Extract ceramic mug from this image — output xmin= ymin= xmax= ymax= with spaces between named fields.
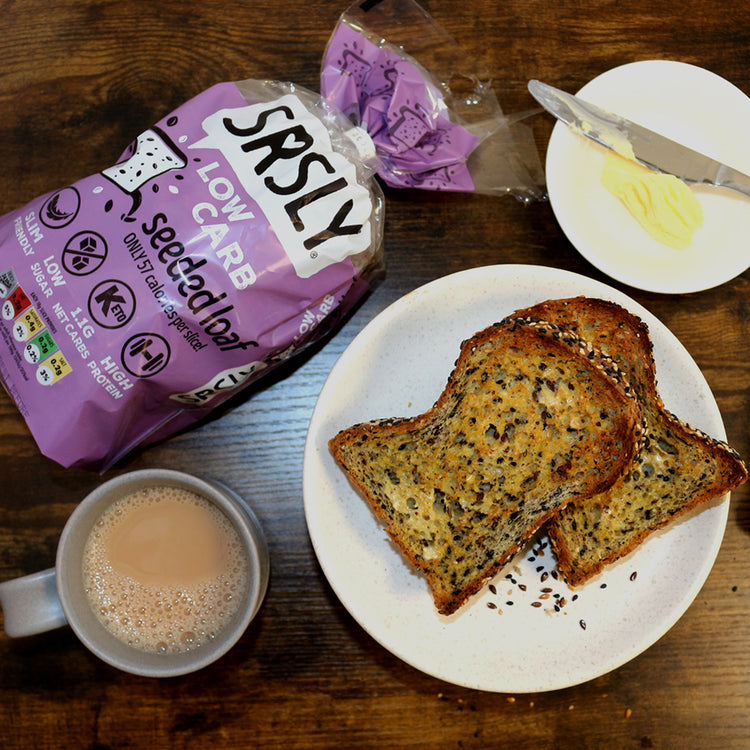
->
xmin=0 ymin=469 xmax=269 ymax=677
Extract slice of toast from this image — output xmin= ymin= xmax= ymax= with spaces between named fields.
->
xmin=329 ymin=317 xmax=644 ymax=615
xmin=509 ymin=297 xmax=747 ymax=586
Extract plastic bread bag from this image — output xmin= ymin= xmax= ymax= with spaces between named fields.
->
xmin=0 ymin=1 xmax=542 ymax=471
xmin=322 ymin=0 xmax=545 ymax=200
xmin=0 ymin=79 xmax=384 ymax=470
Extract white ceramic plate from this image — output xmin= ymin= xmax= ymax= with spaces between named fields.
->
xmin=303 ymin=265 xmax=731 ymax=693
xmin=546 ymin=60 xmax=750 ymax=294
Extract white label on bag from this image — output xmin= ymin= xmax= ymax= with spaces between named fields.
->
xmin=190 ymin=94 xmax=372 ymax=279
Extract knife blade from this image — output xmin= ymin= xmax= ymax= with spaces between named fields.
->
xmin=528 ymin=79 xmax=750 ymax=199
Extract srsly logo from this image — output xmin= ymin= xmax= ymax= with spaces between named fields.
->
xmin=190 ymin=93 xmax=373 ymax=279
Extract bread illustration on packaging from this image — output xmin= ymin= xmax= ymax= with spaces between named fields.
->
xmin=101 ymin=126 xmax=187 ymax=218
xmin=390 ymin=104 xmax=432 ymax=149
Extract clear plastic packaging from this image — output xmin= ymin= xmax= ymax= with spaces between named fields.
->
xmin=322 ymin=0 xmax=545 ymax=201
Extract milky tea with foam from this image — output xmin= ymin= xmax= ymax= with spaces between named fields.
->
xmin=82 ymin=486 xmax=249 ymax=654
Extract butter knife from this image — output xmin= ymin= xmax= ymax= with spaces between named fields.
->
xmin=528 ymin=79 xmax=750 ymax=199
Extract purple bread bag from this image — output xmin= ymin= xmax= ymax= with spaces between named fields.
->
xmin=0 ymin=0 xmax=541 ymax=470
xmin=0 ymin=80 xmax=384 ymax=470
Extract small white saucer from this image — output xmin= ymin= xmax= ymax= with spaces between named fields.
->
xmin=546 ymin=60 xmax=750 ymax=293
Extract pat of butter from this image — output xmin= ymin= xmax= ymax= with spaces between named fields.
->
xmin=601 ymin=151 xmax=703 ymax=250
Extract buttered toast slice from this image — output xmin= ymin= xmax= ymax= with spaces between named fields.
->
xmin=329 ymin=317 xmax=644 ymax=615
xmin=510 ymin=297 xmax=747 ymax=586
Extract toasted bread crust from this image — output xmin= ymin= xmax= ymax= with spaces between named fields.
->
xmin=510 ymin=297 xmax=747 ymax=586
xmin=329 ymin=316 xmax=644 ymax=614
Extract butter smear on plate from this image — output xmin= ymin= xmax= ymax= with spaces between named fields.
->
xmin=601 ymin=151 xmax=703 ymax=249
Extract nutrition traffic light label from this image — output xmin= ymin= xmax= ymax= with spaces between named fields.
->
xmin=0 ymin=268 xmax=71 ymax=386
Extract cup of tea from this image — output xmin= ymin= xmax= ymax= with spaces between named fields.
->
xmin=0 ymin=469 xmax=270 ymax=677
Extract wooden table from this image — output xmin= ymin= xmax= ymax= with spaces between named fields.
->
xmin=1 ymin=1 xmax=749 ymax=747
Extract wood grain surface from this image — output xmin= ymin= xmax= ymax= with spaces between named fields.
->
xmin=1 ymin=0 xmax=749 ymax=748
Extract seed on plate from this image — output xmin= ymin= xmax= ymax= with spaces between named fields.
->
xmin=630 ymin=571 xmax=638 ymax=582
xmin=531 ymin=601 xmax=542 ymax=608
xmin=487 ymin=602 xmax=497 ymax=609
xmin=579 ymin=619 xmax=587 ymax=630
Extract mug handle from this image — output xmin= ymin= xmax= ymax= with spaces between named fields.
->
xmin=0 ymin=568 xmax=68 ymax=637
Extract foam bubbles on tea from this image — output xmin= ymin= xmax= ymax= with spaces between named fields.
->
xmin=82 ymin=486 xmax=248 ymax=654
